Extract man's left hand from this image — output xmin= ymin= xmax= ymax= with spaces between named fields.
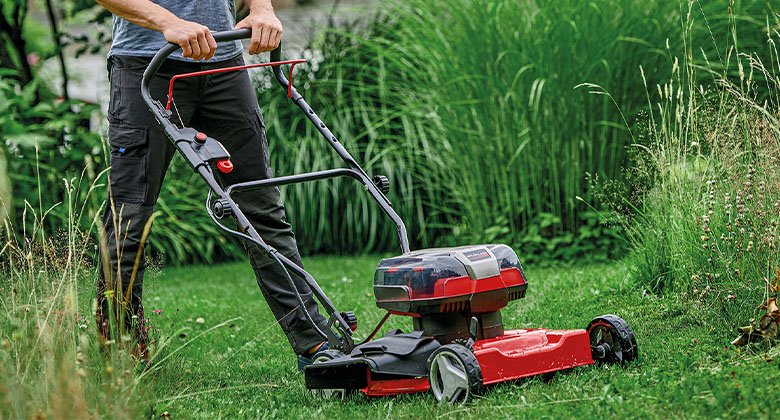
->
xmin=234 ymin=6 xmax=282 ymax=54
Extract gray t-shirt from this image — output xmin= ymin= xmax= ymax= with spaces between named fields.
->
xmin=108 ymin=0 xmax=242 ymax=62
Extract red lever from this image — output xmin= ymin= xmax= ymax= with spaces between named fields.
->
xmin=217 ymin=159 xmax=233 ymax=173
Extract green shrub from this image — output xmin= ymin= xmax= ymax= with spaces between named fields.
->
xmin=0 ymin=65 xmax=245 ymax=266
xmin=0 ymin=71 xmax=107 ymax=235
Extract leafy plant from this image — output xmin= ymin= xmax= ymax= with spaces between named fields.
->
xmin=0 ymin=71 xmax=106 ymax=238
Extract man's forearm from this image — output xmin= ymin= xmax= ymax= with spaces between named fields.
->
xmin=96 ymin=0 xmax=218 ymax=60
xmin=245 ymin=0 xmax=274 ymax=14
xmin=95 ymin=0 xmax=179 ymax=33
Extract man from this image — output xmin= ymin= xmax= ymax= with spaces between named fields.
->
xmin=95 ymin=0 xmax=328 ymax=369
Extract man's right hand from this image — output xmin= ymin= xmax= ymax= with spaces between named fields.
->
xmin=162 ymin=18 xmax=218 ymax=61
xmin=96 ymin=0 xmax=220 ymax=61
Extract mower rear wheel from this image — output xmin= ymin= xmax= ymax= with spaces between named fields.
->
xmin=587 ymin=314 xmax=638 ymax=364
xmin=427 ymin=344 xmax=483 ymax=404
xmin=310 ymin=350 xmax=350 ymax=400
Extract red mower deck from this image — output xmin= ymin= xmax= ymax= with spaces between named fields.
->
xmin=474 ymin=328 xmax=594 ymax=385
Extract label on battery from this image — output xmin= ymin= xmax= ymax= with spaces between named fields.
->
xmin=463 ymin=248 xmax=491 ymax=262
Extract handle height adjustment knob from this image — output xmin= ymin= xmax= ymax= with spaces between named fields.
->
xmin=213 ymin=198 xmax=233 ymax=219
xmin=216 ymin=159 xmax=233 ymax=173
xmin=373 ymin=175 xmax=390 ymax=195
xmin=340 ymin=311 xmax=358 ymax=332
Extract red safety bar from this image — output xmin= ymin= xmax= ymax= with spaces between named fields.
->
xmin=165 ymin=59 xmax=307 ymax=111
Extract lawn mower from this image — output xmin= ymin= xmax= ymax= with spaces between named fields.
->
xmin=141 ymin=30 xmax=638 ymax=404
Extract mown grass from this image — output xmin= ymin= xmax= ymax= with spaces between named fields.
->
xmin=2 ymin=226 xmax=777 ymax=418
xmin=3 ymin=253 xmax=777 ymax=418
xmin=132 ymin=256 xmax=779 ymax=419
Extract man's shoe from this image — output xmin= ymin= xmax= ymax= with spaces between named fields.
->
xmin=297 ymin=341 xmax=329 ymax=371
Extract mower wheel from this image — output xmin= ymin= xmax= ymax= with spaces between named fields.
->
xmin=587 ymin=314 xmax=638 ymax=364
xmin=426 ymin=344 xmax=483 ymax=404
xmin=310 ymin=350 xmax=351 ymax=400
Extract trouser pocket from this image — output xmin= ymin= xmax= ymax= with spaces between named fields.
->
xmin=107 ymin=124 xmax=148 ymax=203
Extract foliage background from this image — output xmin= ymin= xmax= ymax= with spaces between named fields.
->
xmin=0 ymin=0 xmax=777 ymax=266
xmin=257 ymin=0 xmax=776 ymax=262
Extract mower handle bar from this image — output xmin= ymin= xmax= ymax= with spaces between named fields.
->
xmin=142 ymin=29 xmax=247 ymax=112
xmin=138 ymin=30 xmax=412 ymax=351
xmin=141 ymin=29 xmax=290 ymax=114
xmin=141 ymin=29 xmax=410 ymax=254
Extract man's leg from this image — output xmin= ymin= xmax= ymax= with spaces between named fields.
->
xmin=96 ymin=55 xmax=198 ymax=359
xmin=193 ymin=57 xmax=328 ymax=356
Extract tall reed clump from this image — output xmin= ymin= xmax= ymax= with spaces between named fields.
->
xmin=256 ymin=16 xmax=452 ymax=254
xmin=257 ymin=0 xmax=774 ymax=259
xmin=0 ymin=168 xmax=150 ymax=418
xmin=606 ymin=6 xmax=780 ymax=332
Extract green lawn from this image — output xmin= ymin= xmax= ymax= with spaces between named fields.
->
xmin=139 ymin=256 xmax=779 ymax=419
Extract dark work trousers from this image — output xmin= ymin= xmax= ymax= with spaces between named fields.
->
xmin=96 ymin=54 xmax=328 ymax=356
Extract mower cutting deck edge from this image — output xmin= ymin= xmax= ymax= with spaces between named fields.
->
xmin=140 ymin=31 xmax=638 ymax=405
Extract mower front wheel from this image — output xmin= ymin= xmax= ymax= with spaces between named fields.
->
xmin=310 ymin=350 xmax=351 ymax=400
xmin=587 ymin=314 xmax=638 ymax=364
xmin=427 ymin=344 xmax=484 ymax=404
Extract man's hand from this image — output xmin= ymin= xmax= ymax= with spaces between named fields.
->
xmin=96 ymin=0 xmax=220 ymax=61
xmin=162 ymin=18 xmax=218 ymax=61
xmin=233 ymin=3 xmax=282 ymax=55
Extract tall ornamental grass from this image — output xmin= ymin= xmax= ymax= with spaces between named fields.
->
xmin=600 ymin=6 xmax=780 ymax=331
xmin=0 ymin=165 xmax=255 ymax=417
xmin=0 ymin=172 xmax=149 ymax=418
xmin=6 ymin=1 xmax=774 ymax=265
xmin=257 ymin=0 xmax=774 ymax=259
